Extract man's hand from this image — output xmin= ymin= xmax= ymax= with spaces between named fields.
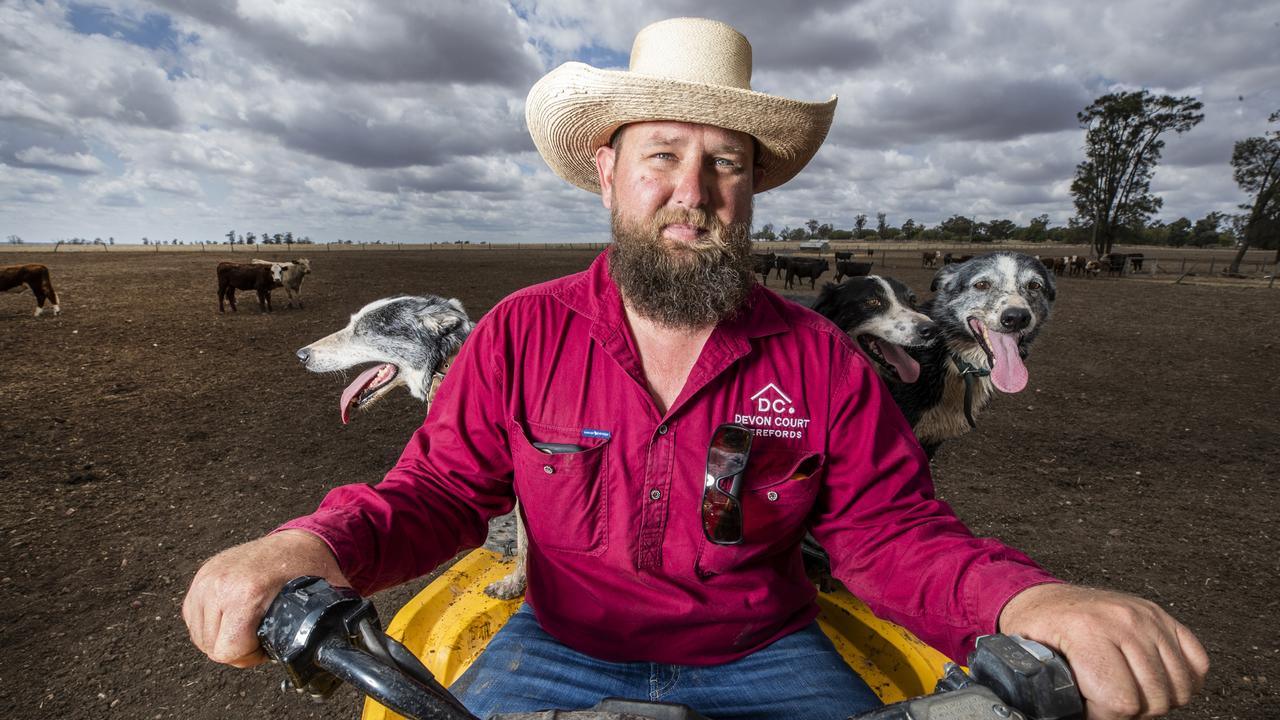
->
xmin=999 ymin=583 xmax=1209 ymax=719
xmin=182 ymin=530 xmax=350 ymax=668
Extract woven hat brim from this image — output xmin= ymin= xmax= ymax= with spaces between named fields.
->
xmin=526 ymin=63 xmax=837 ymax=194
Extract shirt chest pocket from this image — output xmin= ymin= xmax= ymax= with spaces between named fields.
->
xmin=695 ymin=448 xmax=824 ymax=578
xmin=510 ymin=418 xmax=610 ymax=555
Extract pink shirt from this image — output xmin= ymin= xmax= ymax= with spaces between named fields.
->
xmin=281 ymin=251 xmax=1057 ymax=664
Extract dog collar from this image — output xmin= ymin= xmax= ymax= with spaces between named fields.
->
xmin=950 ymin=354 xmax=991 ymax=430
xmin=426 ymin=352 xmax=459 ymax=405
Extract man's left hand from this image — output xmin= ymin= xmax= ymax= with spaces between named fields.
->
xmin=998 ymin=583 xmax=1209 ymax=720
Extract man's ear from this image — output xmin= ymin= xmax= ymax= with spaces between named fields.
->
xmin=595 ymin=145 xmax=616 ymax=210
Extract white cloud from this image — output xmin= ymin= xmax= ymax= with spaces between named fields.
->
xmin=1 ymin=0 xmax=1277 ymax=243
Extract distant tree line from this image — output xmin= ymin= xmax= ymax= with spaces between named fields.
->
xmin=224 ymin=230 xmax=314 ymax=245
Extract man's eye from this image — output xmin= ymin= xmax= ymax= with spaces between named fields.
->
xmin=974 ymin=280 xmax=991 ymax=291
xmin=714 ymin=158 xmax=740 ymax=168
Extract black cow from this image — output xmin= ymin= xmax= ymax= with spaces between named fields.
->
xmin=834 ymin=260 xmax=873 ymax=282
xmin=217 ymin=262 xmax=274 ymax=313
xmin=1105 ymin=253 xmax=1127 ymax=277
xmin=752 ymin=252 xmax=776 ymax=286
xmin=773 ymin=254 xmax=795 ymax=280
xmin=784 ymin=258 xmax=830 ymax=289
xmin=834 ymin=251 xmax=853 ymax=261
xmin=1128 ymin=253 xmax=1145 ymax=272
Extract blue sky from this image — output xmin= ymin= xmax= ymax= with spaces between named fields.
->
xmin=2 ymin=0 xmax=1277 ymax=244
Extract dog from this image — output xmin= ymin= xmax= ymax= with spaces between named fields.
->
xmin=811 ymin=276 xmax=937 ymax=385
xmin=1 ymin=263 xmax=61 ymax=316
xmin=295 ymin=295 xmax=529 ymax=600
xmin=888 ymin=252 xmax=1056 ymax=457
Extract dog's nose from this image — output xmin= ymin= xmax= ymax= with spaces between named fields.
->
xmin=1000 ymin=308 xmax=1031 ymax=331
xmin=918 ymin=321 xmax=939 ymax=340
xmin=296 ymin=347 xmax=311 ymax=364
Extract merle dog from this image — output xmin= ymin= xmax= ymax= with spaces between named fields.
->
xmin=890 ymin=252 xmax=1056 ymax=457
xmin=295 ymin=295 xmax=530 ymax=600
xmin=811 ymin=276 xmax=937 ymax=385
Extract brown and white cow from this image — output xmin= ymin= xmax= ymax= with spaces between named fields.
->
xmin=252 ymin=258 xmax=311 ymax=308
xmin=1 ymin=264 xmax=61 ymax=316
xmin=217 ymin=262 xmax=274 ymax=313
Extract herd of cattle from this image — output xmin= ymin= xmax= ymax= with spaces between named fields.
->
xmin=0 ymin=258 xmax=311 ymax=317
xmin=752 ymin=248 xmax=1148 ymax=292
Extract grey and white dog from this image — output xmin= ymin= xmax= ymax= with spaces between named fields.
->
xmin=295 ymin=295 xmax=530 ymax=599
xmin=888 ymin=253 xmax=1056 ymax=457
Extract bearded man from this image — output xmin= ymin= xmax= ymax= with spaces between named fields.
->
xmin=184 ymin=18 xmax=1206 ymax=720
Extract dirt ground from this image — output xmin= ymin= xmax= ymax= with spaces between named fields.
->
xmin=1 ymin=248 xmax=1276 ymax=720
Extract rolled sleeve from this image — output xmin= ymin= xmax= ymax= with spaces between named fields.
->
xmin=810 ymin=355 xmax=1060 ymax=662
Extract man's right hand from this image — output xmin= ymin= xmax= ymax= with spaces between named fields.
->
xmin=182 ymin=529 xmax=351 ymax=668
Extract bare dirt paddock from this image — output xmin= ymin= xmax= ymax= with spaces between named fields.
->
xmin=1 ymin=249 xmax=1276 ymax=720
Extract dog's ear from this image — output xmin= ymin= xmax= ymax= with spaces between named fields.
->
xmin=930 ymin=263 xmax=961 ymax=293
xmin=1037 ymin=262 xmax=1057 ymax=302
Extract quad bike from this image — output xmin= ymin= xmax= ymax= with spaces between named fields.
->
xmin=257 ymin=548 xmax=1084 ymax=720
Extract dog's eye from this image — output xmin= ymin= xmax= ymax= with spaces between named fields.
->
xmin=1027 ymin=280 xmax=1043 ymax=291
xmin=973 ymin=280 xmax=991 ymax=291
xmin=864 ymin=298 xmax=882 ymax=309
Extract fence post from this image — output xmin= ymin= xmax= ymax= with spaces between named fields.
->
xmin=1209 ymin=257 xmax=1216 ymax=274
xmin=1180 ymin=258 xmax=1186 ymax=273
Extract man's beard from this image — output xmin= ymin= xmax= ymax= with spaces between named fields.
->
xmin=608 ymin=206 xmax=756 ymax=329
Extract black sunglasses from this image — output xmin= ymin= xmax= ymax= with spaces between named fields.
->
xmin=701 ymin=423 xmax=752 ymax=545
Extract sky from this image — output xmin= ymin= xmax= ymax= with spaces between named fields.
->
xmin=1 ymin=0 xmax=1277 ymax=245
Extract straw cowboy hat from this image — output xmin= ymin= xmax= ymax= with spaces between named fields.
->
xmin=525 ymin=17 xmax=838 ymax=194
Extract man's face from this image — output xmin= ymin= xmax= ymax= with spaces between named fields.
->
xmin=595 ymin=121 xmax=764 ymax=328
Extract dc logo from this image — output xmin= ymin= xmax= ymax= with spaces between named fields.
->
xmin=751 ymin=383 xmax=795 ymax=415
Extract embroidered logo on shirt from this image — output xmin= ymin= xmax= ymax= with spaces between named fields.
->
xmin=737 ymin=383 xmax=812 ymax=440
xmin=581 ymin=428 xmax=612 ymax=440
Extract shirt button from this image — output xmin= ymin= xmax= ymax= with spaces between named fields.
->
xmin=656 ymin=424 xmax=669 ymax=436
xmin=766 ymin=491 xmax=779 ymax=501
xmin=543 ymin=465 xmax=554 ymax=475
xmin=649 ymin=489 xmax=662 ymax=500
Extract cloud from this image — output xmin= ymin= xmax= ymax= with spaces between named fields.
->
xmin=14 ymin=146 xmax=107 ymax=174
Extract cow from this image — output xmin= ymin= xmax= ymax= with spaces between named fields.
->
xmin=1105 ymin=253 xmax=1127 ymax=277
xmin=1 ymin=263 xmax=60 ymax=316
xmin=1070 ymin=256 xmax=1087 ymax=277
xmin=1084 ymin=259 xmax=1102 ymax=277
xmin=834 ymin=260 xmax=873 ymax=282
xmin=1128 ymin=253 xmax=1145 ymax=272
xmin=252 ymin=258 xmax=312 ymax=308
xmin=784 ymin=258 xmax=830 ymax=290
xmin=922 ymin=251 xmax=941 ymax=268
xmin=751 ymin=252 xmax=776 ymax=286
xmin=1051 ymin=257 xmax=1068 ymax=276
xmin=217 ymin=262 xmax=274 ymax=313
xmin=773 ymin=254 xmax=795 ymax=280
xmin=834 ymin=251 xmax=853 ymax=261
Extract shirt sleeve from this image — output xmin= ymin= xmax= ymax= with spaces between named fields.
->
xmin=275 ymin=311 xmax=516 ymax=595
xmin=808 ymin=354 xmax=1061 ymax=662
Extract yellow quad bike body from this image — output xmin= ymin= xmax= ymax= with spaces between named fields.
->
xmin=362 ymin=549 xmax=951 ymax=720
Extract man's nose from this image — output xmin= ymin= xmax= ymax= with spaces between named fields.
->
xmin=670 ymin=160 xmax=710 ymax=208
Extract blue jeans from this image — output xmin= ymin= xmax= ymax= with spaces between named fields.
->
xmin=450 ymin=604 xmax=882 ymax=720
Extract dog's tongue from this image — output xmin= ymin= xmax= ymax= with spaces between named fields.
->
xmin=989 ymin=332 xmax=1028 ymax=393
xmin=339 ymin=364 xmax=389 ymax=424
xmin=873 ymin=340 xmax=920 ymax=383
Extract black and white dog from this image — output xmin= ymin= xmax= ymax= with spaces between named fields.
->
xmin=811 ymin=276 xmax=938 ymax=385
xmin=890 ymin=252 xmax=1056 ymax=457
xmin=295 ymin=295 xmax=473 ymax=424
xmin=295 ymin=295 xmax=531 ymax=600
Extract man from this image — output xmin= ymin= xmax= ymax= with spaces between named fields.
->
xmin=184 ymin=18 xmax=1207 ymax=720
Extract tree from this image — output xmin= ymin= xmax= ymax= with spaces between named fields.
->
xmin=854 ymin=214 xmax=867 ymax=234
xmin=752 ymin=223 xmax=776 ymax=241
xmin=1190 ymin=212 xmax=1225 ymax=247
xmin=108 ymin=236 xmax=114 ymax=245
xmin=804 ymin=219 xmax=819 ymax=237
xmin=1228 ymin=110 xmax=1280 ymax=273
xmin=900 ymin=219 xmax=918 ymax=239
xmin=986 ymin=219 xmax=1017 ymax=240
xmin=285 ymin=231 xmax=294 ymax=245
xmin=1072 ymin=90 xmax=1204 ymax=257
xmin=816 ymin=223 xmax=833 ymax=239
xmin=246 ymin=232 xmax=256 ymax=245
xmin=142 ymin=237 xmax=149 ymax=245
xmin=939 ymin=215 xmax=975 ymax=239
xmin=226 ymin=230 xmax=236 ymax=245
xmin=1166 ymin=217 xmax=1192 ymax=247
xmin=273 ymin=233 xmax=284 ymax=245
xmin=876 ymin=213 xmax=887 ymax=237
xmin=6 ymin=234 xmax=22 ymax=244
xmin=1024 ymin=215 xmax=1050 ymax=243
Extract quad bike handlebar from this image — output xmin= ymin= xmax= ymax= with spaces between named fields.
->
xmin=257 ymin=577 xmax=1084 ymax=720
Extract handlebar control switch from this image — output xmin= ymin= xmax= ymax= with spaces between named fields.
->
xmin=257 ymin=575 xmax=381 ymax=699
xmin=967 ymin=635 xmax=1083 ymax=720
